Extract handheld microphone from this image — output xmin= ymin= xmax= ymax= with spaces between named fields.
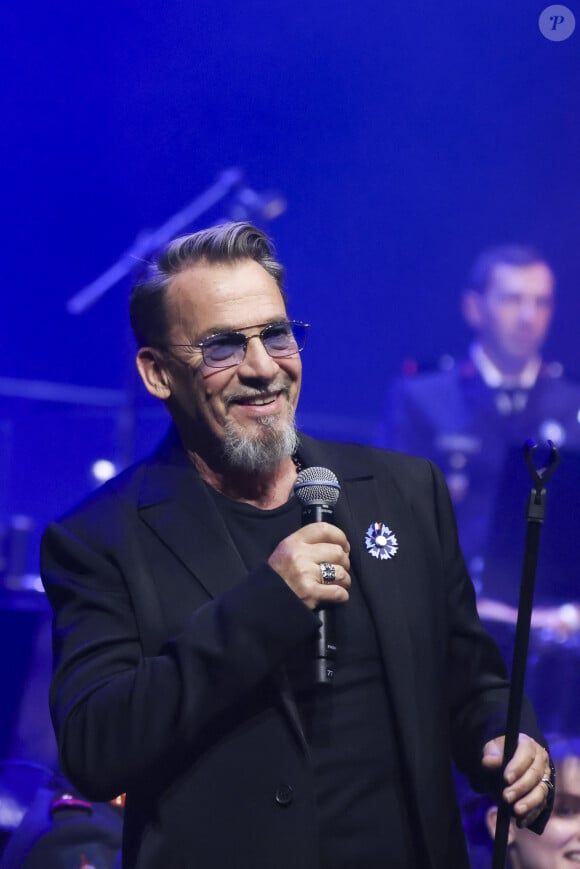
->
xmin=293 ymin=467 xmax=341 ymax=685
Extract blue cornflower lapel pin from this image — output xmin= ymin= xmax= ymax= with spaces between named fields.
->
xmin=365 ymin=522 xmax=399 ymax=560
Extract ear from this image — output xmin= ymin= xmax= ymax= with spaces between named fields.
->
xmin=461 ymin=289 xmax=485 ymax=330
xmin=485 ymin=806 xmax=516 ymax=846
xmin=136 ymin=347 xmax=172 ymax=400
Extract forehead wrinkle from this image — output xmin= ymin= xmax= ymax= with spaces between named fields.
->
xmin=166 ymin=261 xmax=288 ymax=342
xmin=202 ymin=317 xmax=289 ymax=339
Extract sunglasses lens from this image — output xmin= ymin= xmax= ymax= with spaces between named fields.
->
xmin=263 ymin=322 xmax=307 ymax=356
xmin=262 ymin=323 xmax=296 ymax=356
xmin=203 ymin=333 xmax=246 ymax=367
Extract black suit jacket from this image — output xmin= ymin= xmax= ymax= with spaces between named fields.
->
xmin=41 ymin=429 xmax=543 ymax=868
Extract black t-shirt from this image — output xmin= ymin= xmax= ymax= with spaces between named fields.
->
xmin=206 ymin=486 xmax=418 ymax=868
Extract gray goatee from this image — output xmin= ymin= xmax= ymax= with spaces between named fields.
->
xmin=222 ymin=410 xmax=298 ymax=473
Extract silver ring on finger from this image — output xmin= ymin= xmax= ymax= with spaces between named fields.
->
xmin=540 ymin=774 xmax=554 ymax=794
xmin=319 ymin=562 xmax=336 ymax=584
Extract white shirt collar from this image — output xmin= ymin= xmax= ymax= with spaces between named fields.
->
xmin=469 ymin=343 xmax=541 ymax=389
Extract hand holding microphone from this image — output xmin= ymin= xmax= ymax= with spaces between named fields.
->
xmin=267 ymin=521 xmax=351 ymax=610
xmin=268 ymin=467 xmax=350 ymax=683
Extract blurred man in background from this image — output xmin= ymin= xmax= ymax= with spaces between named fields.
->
xmin=378 ymin=245 xmax=580 ymax=634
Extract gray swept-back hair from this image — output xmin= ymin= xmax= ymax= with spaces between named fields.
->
xmin=129 ymin=222 xmax=286 ymax=348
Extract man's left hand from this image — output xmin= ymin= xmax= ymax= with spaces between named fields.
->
xmin=481 ymin=733 xmax=552 ymax=827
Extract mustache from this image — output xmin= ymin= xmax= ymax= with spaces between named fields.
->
xmin=224 ymin=383 xmax=290 ymax=408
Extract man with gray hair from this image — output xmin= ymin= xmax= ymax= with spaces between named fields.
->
xmin=42 ymin=224 xmax=553 ymax=868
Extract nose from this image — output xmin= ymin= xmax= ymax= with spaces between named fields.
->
xmin=237 ymin=334 xmax=279 ymax=380
xmin=518 ymin=298 xmax=540 ymax=323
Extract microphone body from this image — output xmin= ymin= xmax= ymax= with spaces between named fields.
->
xmin=293 ymin=468 xmax=341 ymax=686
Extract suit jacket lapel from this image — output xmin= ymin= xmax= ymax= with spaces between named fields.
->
xmin=137 ymin=431 xmax=309 ymax=753
xmin=137 ymin=436 xmax=249 ymax=599
xmin=340 ymin=477 xmax=422 ymax=764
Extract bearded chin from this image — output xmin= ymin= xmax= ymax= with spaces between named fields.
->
xmin=222 ymin=410 xmax=298 ymax=473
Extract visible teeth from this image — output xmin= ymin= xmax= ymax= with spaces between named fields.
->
xmin=246 ymin=396 xmax=275 ymax=405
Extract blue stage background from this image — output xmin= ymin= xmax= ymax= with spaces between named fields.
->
xmin=0 ymin=0 xmax=579 ymax=773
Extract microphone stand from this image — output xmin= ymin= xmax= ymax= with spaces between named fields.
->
xmin=66 ymin=167 xmax=244 ymax=315
xmin=492 ymin=440 xmax=559 ymax=869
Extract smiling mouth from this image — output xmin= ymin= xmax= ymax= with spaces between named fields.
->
xmin=244 ymin=395 xmax=277 ymax=406
xmin=229 ymin=390 xmax=284 ymax=408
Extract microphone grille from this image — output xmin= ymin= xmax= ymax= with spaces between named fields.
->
xmin=294 ymin=466 xmax=340 ymax=507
